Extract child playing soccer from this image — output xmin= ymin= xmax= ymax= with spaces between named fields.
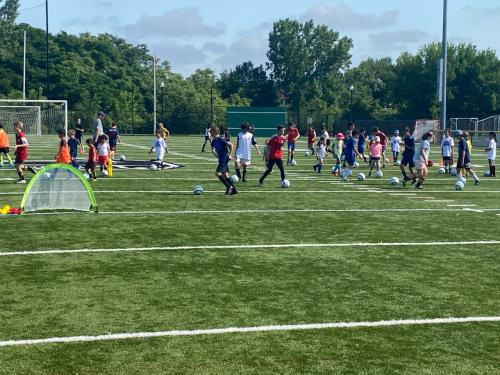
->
xmin=67 ymin=129 xmax=80 ymax=169
xmin=342 ymin=130 xmax=361 ymax=181
xmin=400 ymin=127 xmax=416 ymax=186
xmin=149 ymin=130 xmax=167 ymax=168
xmin=210 ymin=126 xmax=237 ymax=195
xmin=390 ymin=130 xmax=402 ymax=165
xmin=358 ymin=128 xmax=367 ymax=162
xmin=107 ymin=122 xmax=121 ymax=161
xmin=331 ymin=133 xmax=345 ymax=176
xmin=75 ymin=118 xmax=85 ymax=153
xmin=0 ymin=122 xmax=14 ymax=167
xmin=13 ymin=121 xmax=36 ymax=183
xmin=259 ymin=125 xmax=286 ymax=186
xmin=485 ymin=132 xmax=496 ymax=177
xmin=373 ymin=127 xmax=388 ymax=168
xmin=413 ymin=132 xmax=433 ymax=190
xmin=368 ymin=136 xmax=382 ymax=177
xmin=456 ymin=131 xmax=479 ymax=185
xmin=441 ymin=128 xmax=454 ymax=174
xmin=307 ymin=125 xmax=316 ymax=155
xmin=55 ymin=129 xmax=71 ymax=164
xmin=286 ymin=122 xmax=300 ymax=165
xmin=85 ymin=138 xmax=97 ymax=180
xmin=97 ymin=134 xmax=111 ymax=177
xmin=313 ymin=136 xmax=326 ymax=173
xmin=234 ymin=122 xmax=261 ymax=182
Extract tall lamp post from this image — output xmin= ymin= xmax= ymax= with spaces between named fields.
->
xmin=210 ymin=77 xmax=214 ymax=124
xmin=439 ymin=0 xmax=448 ymax=131
xmin=349 ymin=85 xmax=354 ymax=122
xmin=160 ymin=81 xmax=165 ymax=123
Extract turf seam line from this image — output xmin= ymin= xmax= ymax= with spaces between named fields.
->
xmin=1 ymin=240 xmax=500 ymax=256
xmin=1 ymin=316 xmax=499 ymax=347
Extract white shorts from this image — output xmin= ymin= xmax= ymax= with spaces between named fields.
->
xmin=156 ymin=150 xmax=165 ymax=161
xmin=236 ymin=157 xmax=250 ymax=166
xmin=414 ymin=159 xmax=426 ymax=170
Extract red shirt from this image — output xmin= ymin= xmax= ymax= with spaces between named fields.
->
xmin=267 ymin=135 xmax=286 ymax=160
xmin=307 ymin=130 xmax=316 ymax=143
xmin=376 ymin=131 xmax=388 ymax=146
xmin=15 ymin=131 xmax=28 ymax=160
xmin=88 ymin=145 xmax=97 ymax=162
xmin=287 ymin=127 xmax=299 ymax=143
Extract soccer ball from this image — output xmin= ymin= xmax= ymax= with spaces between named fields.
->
xmin=305 ymin=150 xmax=311 ymax=157
xmin=119 ymin=155 xmax=126 ymax=162
xmin=230 ymin=175 xmax=239 ymax=183
xmin=357 ymin=173 xmax=366 ymax=181
xmin=459 ymin=177 xmax=467 ymax=184
xmin=193 ymin=185 xmax=204 ymax=195
xmin=100 ymin=170 xmax=108 ymax=177
xmin=450 ymin=168 xmax=458 ymax=177
xmin=42 ymin=172 xmax=52 ymax=180
xmin=83 ymin=172 xmax=90 ymax=180
xmin=390 ymin=176 xmax=400 ymax=185
xmin=290 ymin=160 xmax=297 ymax=166
xmin=353 ymin=161 xmax=360 ymax=168
xmin=455 ymin=180 xmax=465 ymax=191
xmin=438 ymin=167 xmax=446 ymax=174
xmin=149 ymin=164 xmax=158 ymax=171
xmin=281 ymin=179 xmax=290 ymax=188
xmin=395 ymin=160 xmax=401 ymax=166
xmin=483 ymin=170 xmax=490 ymax=177
xmin=375 ymin=171 xmax=384 ymax=178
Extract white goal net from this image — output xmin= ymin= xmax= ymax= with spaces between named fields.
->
xmin=0 ymin=99 xmax=68 ymax=151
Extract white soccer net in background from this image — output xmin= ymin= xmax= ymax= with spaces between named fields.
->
xmin=0 ymin=100 xmax=68 ymax=151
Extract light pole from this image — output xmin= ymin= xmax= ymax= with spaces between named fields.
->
xmin=349 ymin=85 xmax=354 ymax=122
xmin=439 ymin=0 xmax=448 ymax=131
xmin=160 ymin=81 xmax=165 ymax=123
xmin=210 ymin=78 xmax=214 ymax=124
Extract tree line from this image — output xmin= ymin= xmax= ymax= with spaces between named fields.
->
xmin=1 ymin=0 xmax=498 ymax=134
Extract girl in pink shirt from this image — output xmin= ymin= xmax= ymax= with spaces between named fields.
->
xmin=368 ymin=136 xmax=382 ymax=177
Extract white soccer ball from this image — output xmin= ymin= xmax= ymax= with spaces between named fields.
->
xmin=395 ymin=160 xmax=401 ymax=166
xmin=42 ymin=172 xmax=52 ymax=180
xmin=455 ymin=180 xmax=465 ymax=191
xmin=483 ymin=170 xmax=490 ymax=177
xmin=357 ymin=173 xmax=366 ymax=181
xmin=459 ymin=177 xmax=467 ymax=184
xmin=390 ymin=176 xmax=400 ymax=185
xmin=305 ymin=151 xmax=311 ymax=156
xmin=353 ymin=161 xmax=360 ymax=168
xmin=290 ymin=160 xmax=297 ymax=165
xmin=450 ymin=168 xmax=457 ymax=177
xmin=438 ymin=167 xmax=446 ymax=174
xmin=281 ymin=179 xmax=290 ymax=188
xmin=149 ymin=164 xmax=158 ymax=171
xmin=101 ymin=170 xmax=108 ymax=177
xmin=193 ymin=185 xmax=204 ymax=195
xmin=230 ymin=175 xmax=239 ymax=183
xmin=83 ymin=172 xmax=90 ymax=180
xmin=375 ymin=171 xmax=384 ymax=178
xmin=119 ymin=155 xmax=126 ymax=161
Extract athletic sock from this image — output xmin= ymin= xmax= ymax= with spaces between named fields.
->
xmin=317 ymin=164 xmax=322 ymax=173
xmin=492 ymin=166 xmax=496 ymax=177
xmin=235 ymin=168 xmax=241 ymax=179
xmin=401 ymin=170 xmax=408 ymax=180
xmin=217 ymin=175 xmax=229 ymax=187
xmin=472 ymin=173 xmax=479 ymax=182
xmin=242 ymin=170 xmax=247 ymax=180
xmin=17 ymin=172 xmax=24 ymax=180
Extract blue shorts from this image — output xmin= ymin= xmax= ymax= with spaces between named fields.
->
xmin=401 ymin=154 xmax=415 ymax=168
xmin=345 ymin=155 xmax=355 ymax=166
xmin=216 ymin=158 xmax=229 ymax=174
xmin=357 ymin=147 xmax=365 ymax=153
xmin=287 ymin=142 xmax=296 ymax=151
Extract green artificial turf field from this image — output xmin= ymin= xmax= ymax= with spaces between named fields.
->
xmin=0 ymin=135 xmax=499 ymax=374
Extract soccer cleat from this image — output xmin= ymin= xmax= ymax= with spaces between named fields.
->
xmin=414 ymin=185 xmax=423 ymax=190
xmin=313 ymin=165 xmax=317 ymax=172
xmin=411 ymin=179 xmax=417 ymax=185
xmin=225 ymin=186 xmax=232 ymax=195
xmin=402 ymin=178 xmax=407 ymax=187
xmin=475 ymin=180 xmax=480 ymax=186
xmin=229 ymin=187 xmax=238 ymax=195
xmin=27 ymin=167 xmax=37 ymax=174
xmin=258 ymin=179 xmax=263 ymax=187
xmin=16 ymin=179 xmax=26 ymax=184
xmin=242 ymin=178 xmax=247 ymax=183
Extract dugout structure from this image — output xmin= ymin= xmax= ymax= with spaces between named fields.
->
xmin=227 ymin=107 xmax=286 ymax=137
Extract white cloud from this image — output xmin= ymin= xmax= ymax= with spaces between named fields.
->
xmin=119 ymin=7 xmax=226 ymax=40
xmin=62 ymin=16 xmax=121 ymax=29
xmin=214 ymin=32 xmax=268 ymax=69
xmin=301 ymin=3 xmax=398 ymax=30
xmin=369 ymin=30 xmax=431 ymax=51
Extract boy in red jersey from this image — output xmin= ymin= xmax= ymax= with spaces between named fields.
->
xmin=307 ymin=125 xmax=316 ymax=155
xmin=373 ymin=127 xmax=388 ymax=168
xmin=259 ymin=125 xmax=286 ymax=186
xmin=13 ymin=121 xmax=36 ymax=184
xmin=85 ymin=138 xmax=98 ymax=180
xmin=286 ymin=122 xmax=300 ymax=165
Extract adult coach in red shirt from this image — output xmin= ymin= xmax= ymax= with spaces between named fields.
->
xmin=259 ymin=125 xmax=286 ymax=186
xmin=373 ymin=127 xmax=388 ymax=168
xmin=286 ymin=122 xmax=300 ymax=165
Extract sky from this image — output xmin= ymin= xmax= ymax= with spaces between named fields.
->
xmin=18 ymin=0 xmax=500 ymax=76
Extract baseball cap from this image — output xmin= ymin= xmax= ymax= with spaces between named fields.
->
xmin=97 ymin=111 xmax=106 ymax=116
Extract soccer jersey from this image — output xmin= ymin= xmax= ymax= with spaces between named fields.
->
xmin=487 ymin=139 xmax=497 ymax=160
xmin=153 ymin=138 xmax=167 ymax=161
xmin=317 ymin=144 xmax=326 ymax=159
xmin=345 ymin=137 xmax=355 ymax=160
xmin=88 ymin=145 xmax=97 ymax=162
xmin=403 ymin=136 xmax=415 ymax=157
xmin=370 ymin=143 xmax=382 ymax=158
xmin=0 ymin=130 xmax=9 ymax=148
xmin=235 ymin=131 xmax=256 ymax=161
xmin=75 ymin=126 xmax=83 ymax=139
xmin=107 ymin=127 xmax=119 ymax=143
xmin=307 ymin=129 xmax=316 ymax=144
xmin=333 ymin=139 xmax=343 ymax=157
xmin=458 ymin=139 xmax=470 ymax=164
xmin=441 ymin=136 xmax=454 ymax=157
xmin=391 ymin=136 xmax=401 ymax=152
xmin=97 ymin=143 xmax=110 ymax=157
xmin=267 ymin=135 xmax=286 ymax=160
xmin=94 ymin=118 xmax=104 ymax=138
xmin=56 ymin=139 xmax=71 ymax=164
xmin=358 ymin=134 xmax=365 ymax=151
xmin=15 ymin=131 xmax=28 ymax=160
xmin=414 ymin=140 xmax=430 ymax=162
xmin=68 ymin=138 xmax=79 ymax=158
xmin=287 ymin=127 xmax=299 ymax=143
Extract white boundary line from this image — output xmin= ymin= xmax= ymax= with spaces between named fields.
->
xmin=1 ymin=316 xmax=499 ymax=347
xmin=1 ymin=240 xmax=500 ymax=257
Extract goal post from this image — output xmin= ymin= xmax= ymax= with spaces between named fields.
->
xmin=0 ymin=99 xmax=68 ymax=150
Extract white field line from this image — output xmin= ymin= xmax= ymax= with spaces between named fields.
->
xmin=1 ymin=316 xmax=499 ymax=347
xmin=462 ymin=208 xmax=485 ymax=213
xmin=1 ymin=240 xmax=500 ymax=257
xmin=448 ymin=204 xmax=477 ymax=207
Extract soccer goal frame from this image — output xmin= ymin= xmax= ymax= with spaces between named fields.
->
xmin=0 ymin=105 xmax=42 ymax=135
xmin=450 ymin=117 xmax=479 ymax=132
